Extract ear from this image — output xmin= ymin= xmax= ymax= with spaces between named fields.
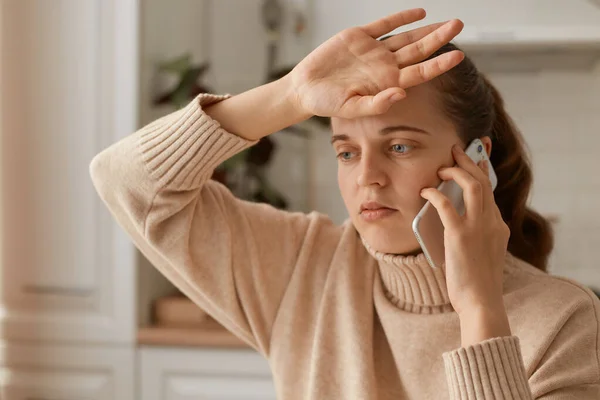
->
xmin=480 ymin=136 xmax=493 ymax=157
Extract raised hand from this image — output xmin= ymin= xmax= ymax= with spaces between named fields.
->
xmin=289 ymin=8 xmax=464 ymax=119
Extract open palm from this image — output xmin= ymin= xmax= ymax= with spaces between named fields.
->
xmin=290 ymin=9 xmax=464 ymax=118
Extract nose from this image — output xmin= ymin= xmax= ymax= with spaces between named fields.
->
xmin=356 ymin=152 xmax=389 ymax=188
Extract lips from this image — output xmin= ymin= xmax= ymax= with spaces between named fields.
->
xmin=360 ymin=201 xmax=396 ymax=213
xmin=359 ymin=201 xmax=398 ymax=222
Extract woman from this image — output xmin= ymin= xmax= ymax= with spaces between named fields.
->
xmin=90 ymin=8 xmax=600 ymax=399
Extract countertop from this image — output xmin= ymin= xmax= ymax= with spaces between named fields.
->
xmin=137 ymin=325 xmax=250 ymax=348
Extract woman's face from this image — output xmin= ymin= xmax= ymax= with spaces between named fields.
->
xmin=331 ymin=83 xmax=463 ymax=255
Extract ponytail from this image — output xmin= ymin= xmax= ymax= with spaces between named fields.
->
xmin=427 ymin=43 xmax=554 ymax=271
xmin=484 ymin=78 xmax=554 ymax=271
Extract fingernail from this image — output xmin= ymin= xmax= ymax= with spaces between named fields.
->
xmin=390 ymin=93 xmax=404 ymax=102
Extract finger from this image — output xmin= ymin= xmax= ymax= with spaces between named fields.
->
xmin=449 ymin=144 xmax=494 ymax=208
xmin=479 ymin=160 xmax=491 ymax=185
xmin=381 ymin=21 xmax=446 ymax=51
xmin=437 ymin=167 xmax=484 ymax=216
xmin=396 ymin=19 xmax=464 ymax=67
xmin=361 ymin=8 xmax=426 ymax=38
xmin=397 ymin=50 xmax=464 ymax=88
xmin=480 ymin=160 xmax=495 ymax=191
xmin=420 ymin=187 xmax=461 ymax=230
xmin=480 ymin=160 xmax=503 ymax=219
xmin=479 ymin=159 xmax=488 ymax=173
xmin=341 ymin=87 xmax=407 ymax=117
xmin=453 ymin=145 xmax=492 ymax=191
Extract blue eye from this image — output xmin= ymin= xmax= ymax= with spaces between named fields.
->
xmin=337 ymin=151 xmax=354 ymax=161
xmin=391 ymin=144 xmax=411 ymax=153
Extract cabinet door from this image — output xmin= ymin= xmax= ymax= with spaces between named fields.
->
xmin=139 ymin=347 xmax=277 ymax=400
xmin=0 ymin=342 xmax=135 ymax=399
xmin=0 ymin=370 xmax=112 ymax=400
xmin=311 ymin=0 xmax=600 ymax=47
xmin=0 ymin=0 xmax=138 ymax=343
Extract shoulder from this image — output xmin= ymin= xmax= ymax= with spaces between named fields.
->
xmin=503 ymin=254 xmax=600 ymax=391
xmin=502 ymin=252 xmax=600 ymax=344
xmin=503 ymin=252 xmax=600 ymax=313
xmin=503 ymin=252 xmax=599 ymax=354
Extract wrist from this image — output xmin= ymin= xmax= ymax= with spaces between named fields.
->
xmin=203 ymin=76 xmax=313 ymax=141
xmin=277 ymin=73 xmax=313 ymax=123
xmin=459 ymin=303 xmax=511 ymax=347
xmin=457 ymin=300 xmax=505 ymax=319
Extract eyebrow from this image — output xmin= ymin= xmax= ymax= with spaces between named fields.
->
xmin=330 ymin=125 xmax=430 ymax=144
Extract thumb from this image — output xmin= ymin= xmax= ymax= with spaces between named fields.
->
xmin=346 ymin=87 xmax=406 ymax=117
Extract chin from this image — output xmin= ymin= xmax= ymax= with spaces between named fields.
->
xmin=358 ymin=222 xmax=420 ymax=255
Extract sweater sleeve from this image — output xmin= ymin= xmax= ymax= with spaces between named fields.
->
xmin=442 ymin=291 xmax=600 ymax=399
xmin=90 ymin=93 xmax=331 ymax=355
xmin=443 ymin=336 xmax=533 ymax=399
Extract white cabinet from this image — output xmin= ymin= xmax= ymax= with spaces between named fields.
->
xmin=139 ymin=347 xmax=277 ymax=400
xmin=0 ymin=0 xmax=137 ymax=342
xmin=0 ymin=0 xmax=138 ymax=397
xmin=312 ymin=0 xmax=600 ymax=46
xmin=1 ymin=369 xmax=115 ymax=399
xmin=0 ymin=342 xmax=135 ymax=399
xmin=0 ymin=0 xmax=138 ymax=344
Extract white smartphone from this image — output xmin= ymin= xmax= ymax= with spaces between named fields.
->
xmin=412 ymin=138 xmax=498 ymax=269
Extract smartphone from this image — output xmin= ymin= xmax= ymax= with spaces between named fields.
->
xmin=412 ymin=138 xmax=497 ymax=269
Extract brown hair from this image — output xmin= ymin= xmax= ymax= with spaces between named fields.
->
xmin=425 ymin=43 xmax=553 ymax=271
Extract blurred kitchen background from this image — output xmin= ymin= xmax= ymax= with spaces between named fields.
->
xmin=0 ymin=0 xmax=599 ymax=398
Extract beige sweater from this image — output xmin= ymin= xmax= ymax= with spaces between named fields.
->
xmin=90 ymin=93 xmax=600 ymax=399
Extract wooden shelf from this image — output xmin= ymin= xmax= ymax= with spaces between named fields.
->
xmin=137 ymin=326 xmax=250 ymax=349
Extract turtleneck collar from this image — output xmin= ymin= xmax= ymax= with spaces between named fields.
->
xmin=360 ymin=236 xmax=454 ymax=314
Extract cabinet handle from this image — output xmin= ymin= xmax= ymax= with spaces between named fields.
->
xmin=23 ymin=284 xmax=94 ymax=297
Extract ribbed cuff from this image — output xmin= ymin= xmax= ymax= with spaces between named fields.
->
xmin=138 ymin=93 xmax=258 ymax=190
xmin=443 ymin=336 xmax=532 ymax=399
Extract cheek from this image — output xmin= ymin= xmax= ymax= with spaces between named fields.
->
xmin=420 ymin=164 xmax=444 ymax=188
xmin=389 ymin=159 xmax=446 ymax=209
xmin=408 ymin=146 xmax=456 ymax=187
xmin=395 ymin=160 xmax=440 ymax=190
xmin=337 ymin=169 xmax=354 ymax=206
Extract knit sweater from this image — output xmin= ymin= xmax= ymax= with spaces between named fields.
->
xmin=90 ymin=93 xmax=600 ymax=399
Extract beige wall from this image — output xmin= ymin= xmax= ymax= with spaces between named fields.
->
xmin=493 ymin=68 xmax=600 ymax=289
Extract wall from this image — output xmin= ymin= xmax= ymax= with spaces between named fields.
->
xmin=492 ymin=68 xmax=600 ymax=289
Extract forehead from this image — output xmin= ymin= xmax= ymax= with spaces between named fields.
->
xmin=331 ymin=83 xmax=453 ymax=134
